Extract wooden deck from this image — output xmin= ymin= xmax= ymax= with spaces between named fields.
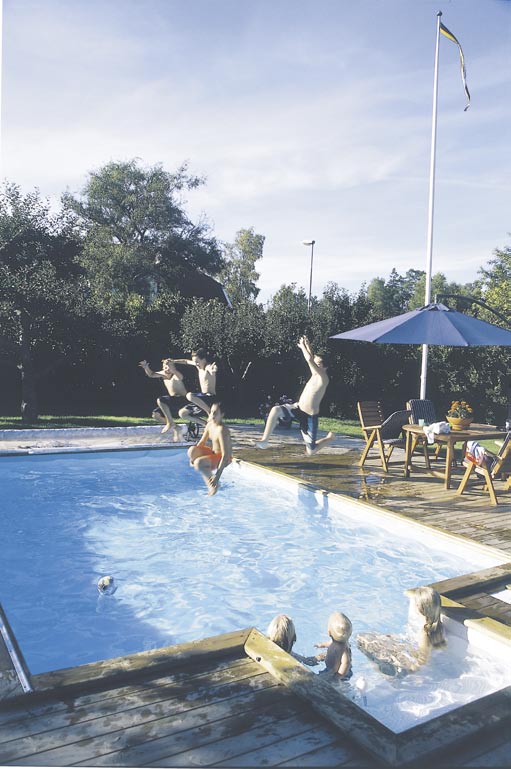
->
xmin=0 ymin=630 xmax=369 ymax=768
xmin=2 ymin=628 xmax=511 ymax=768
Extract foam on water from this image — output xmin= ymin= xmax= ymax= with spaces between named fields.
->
xmin=1 ymin=448 xmax=509 ymax=731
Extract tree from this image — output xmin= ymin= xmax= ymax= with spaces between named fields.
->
xmin=63 ymin=159 xmax=223 ymax=311
xmin=179 ymin=298 xmax=265 ymax=413
xmin=479 ymin=244 xmax=511 ymax=321
xmin=220 ymin=227 xmax=264 ymax=303
xmin=0 ymin=184 xmax=84 ymax=422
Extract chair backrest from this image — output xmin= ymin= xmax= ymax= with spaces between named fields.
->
xmin=380 ymin=409 xmax=411 ymax=440
xmin=406 ymin=399 xmax=437 ymax=425
xmin=357 ymin=401 xmax=385 ymax=433
xmin=490 ymin=432 xmax=511 ymax=476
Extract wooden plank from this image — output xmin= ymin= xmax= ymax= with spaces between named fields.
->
xmin=277 ymin=740 xmax=359 ymax=767
xmin=0 ymin=656 xmax=251 ymax=729
xmin=431 ymin=564 xmax=511 ymax=597
xmin=217 ymin=728 xmax=354 ymax=767
xmin=243 ymin=628 xmax=397 ymax=766
xmin=9 ymin=683 xmax=289 ymax=766
xmin=0 ymin=670 xmax=276 ymax=764
xmin=31 ymin=628 xmax=251 ymax=695
xmin=148 ymin=712 xmax=325 ymax=767
xmin=75 ymin=690 xmax=300 ymax=767
xmin=0 ymin=660 xmax=265 ymax=746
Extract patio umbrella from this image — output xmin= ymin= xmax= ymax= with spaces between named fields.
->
xmin=331 ymin=303 xmax=511 ymax=346
xmin=330 ymin=303 xmax=511 ymax=397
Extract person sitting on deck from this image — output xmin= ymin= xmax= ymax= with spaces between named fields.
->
xmin=255 ymin=336 xmax=334 ymax=455
xmin=357 ymin=586 xmax=446 ymax=677
xmin=188 ymin=402 xmax=232 ymax=495
xmin=267 ymin=614 xmax=318 ymax=666
xmin=315 ymin=611 xmax=353 ymax=679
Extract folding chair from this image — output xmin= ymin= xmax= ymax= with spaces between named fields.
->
xmin=456 ymin=432 xmax=511 ymax=505
xmin=357 ymin=401 xmax=411 ymax=472
xmin=406 ymin=398 xmax=442 ymax=467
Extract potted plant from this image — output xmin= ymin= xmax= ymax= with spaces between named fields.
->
xmin=446 ymin=400 xmax=474 ymax=431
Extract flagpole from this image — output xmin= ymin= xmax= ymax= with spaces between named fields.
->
xmin=420 ymin=10 xmax=442 ymax=399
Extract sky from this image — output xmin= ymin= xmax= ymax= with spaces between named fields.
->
xmin=1 ymin=0 xmax=510 ymax=302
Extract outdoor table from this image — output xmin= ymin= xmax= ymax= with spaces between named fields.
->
xmin=403 ymin=423 xmax=508 ymax=490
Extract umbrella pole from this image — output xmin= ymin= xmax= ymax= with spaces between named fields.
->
xmin=421 ymin=11 xmax=442 ymax=399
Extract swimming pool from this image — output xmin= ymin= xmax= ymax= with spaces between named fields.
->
xmin=1 ymin=447 xmax=509 ymax=732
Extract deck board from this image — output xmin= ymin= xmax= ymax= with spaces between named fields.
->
xmin=3 ymin=674 xmax=281 ymax=765
xmin=0 ymin=659 xmax=264 ymax=744
xmin=0 ymin=648 xmax=366 ymax=768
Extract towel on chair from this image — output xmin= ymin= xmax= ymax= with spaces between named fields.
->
xmin=465 ymin=440 xmax=487 ymax=467
xmin=423 ymin=421 xmax=451 ymax=445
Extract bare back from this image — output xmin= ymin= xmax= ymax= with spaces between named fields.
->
xmin=198 ymin=365 xmax=216 ymax=394
xmin=298 ymin=370 xmax=329 ymax=415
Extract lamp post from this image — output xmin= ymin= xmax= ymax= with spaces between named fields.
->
xmin=302 ymin=239 xmax=315 ymax=315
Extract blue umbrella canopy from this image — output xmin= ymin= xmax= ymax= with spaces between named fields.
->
xmin=330 ymin=303 xmax=511 ymax=346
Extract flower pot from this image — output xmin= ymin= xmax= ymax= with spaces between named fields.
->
xmin=447 ymin=417 xmax=473 ymax=431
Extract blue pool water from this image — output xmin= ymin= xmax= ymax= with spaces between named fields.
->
xmin=0 ymin=448 xmax=508 ymax=731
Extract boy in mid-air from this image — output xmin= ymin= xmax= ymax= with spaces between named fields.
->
xmin=256 ymin=336 xmax=334 ymax=455
xmin=172 ymin=349 xmax=218 ymax=426
xmin=188 ymin=402 xmax=232 ymax=495
xmin=139 ymin=358 xmax=186 ymax=440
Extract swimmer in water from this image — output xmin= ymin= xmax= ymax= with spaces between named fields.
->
xmin=267 ymin=614 xmax=318 ymax=666
xmin=357 ymin=586 xmax=446 ymax=677
xmin=315 ymin=611 xmax=353 ymax=679
xmin=97 ymin=576 xmax=116 ymax=595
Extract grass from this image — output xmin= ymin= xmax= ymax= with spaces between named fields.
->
xmin=0 ymin=414 xmax=362 ymax=437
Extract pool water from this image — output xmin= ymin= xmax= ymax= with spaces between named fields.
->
xmin=1 ymin=448 xmax=509 ymax=732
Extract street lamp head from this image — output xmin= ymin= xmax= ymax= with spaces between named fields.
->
xmin=302 ymin=239 xmax=315 ymax=246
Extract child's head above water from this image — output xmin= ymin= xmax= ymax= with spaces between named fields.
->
xmin=267 ymin=614 xmax=297 ymax=652
xmin=328 ymin=612 xmax=352 ymax=643
xmin=405 ymin=586 xmax=446 ymax=648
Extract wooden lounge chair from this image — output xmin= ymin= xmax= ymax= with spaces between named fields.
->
xmin=357 ymin=401 xmax=411 ymax=472
xmin=406 ymin=398 xmax=442 ymax=467
xmin=456 ymin=432 xmax=511 ymax=505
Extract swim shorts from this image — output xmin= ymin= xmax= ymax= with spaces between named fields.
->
xmin=152 ymin=395 xmax=188 ymax=418
xmin=182 ymin=393 xmax=216 ymax=417
xmin=196 ymin=445 xmax=231 ymax=469
xmin=281 ymin=403 xmax=319 ymax=448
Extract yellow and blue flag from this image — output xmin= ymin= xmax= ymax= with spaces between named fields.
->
xmin=440 ymin=22 xmax=470 ymax=111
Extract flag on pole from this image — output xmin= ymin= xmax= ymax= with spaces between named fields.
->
xmin=440 ymin=22 xmax=471 ymax=111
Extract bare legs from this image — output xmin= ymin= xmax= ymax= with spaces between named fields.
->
xmin=156 ymin=398 xmax=181 ymax=441
xmin=187 ymin=446 xmax=217 ymax=495
xmin=256 ymin=406 xmax=335 ymax=454
xmin=305 ymin=431 xmax=334 ymax=456
xmin=255 ymin=405 xmax=285 ymax=449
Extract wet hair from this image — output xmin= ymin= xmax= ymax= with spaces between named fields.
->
xmin=410 ymin=587 xmax=446 ymax=649
xmin=267 ymin=614 xmax=297 ymax=652
xmin=328 ymin=612 xmax=352 ymax=643
xmin=192 ymin=348 xmax=212 ymax=363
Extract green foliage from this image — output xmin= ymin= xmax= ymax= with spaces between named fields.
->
xmin=0 ymin=183 xmax=86 ymax=421
xmin=478 ymin=245 xmax=511 ymax=321
xmin=64 ymin=159 xmax=223 ymax=311
xmin=220 ymin=227 xmax=264 ymax=303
